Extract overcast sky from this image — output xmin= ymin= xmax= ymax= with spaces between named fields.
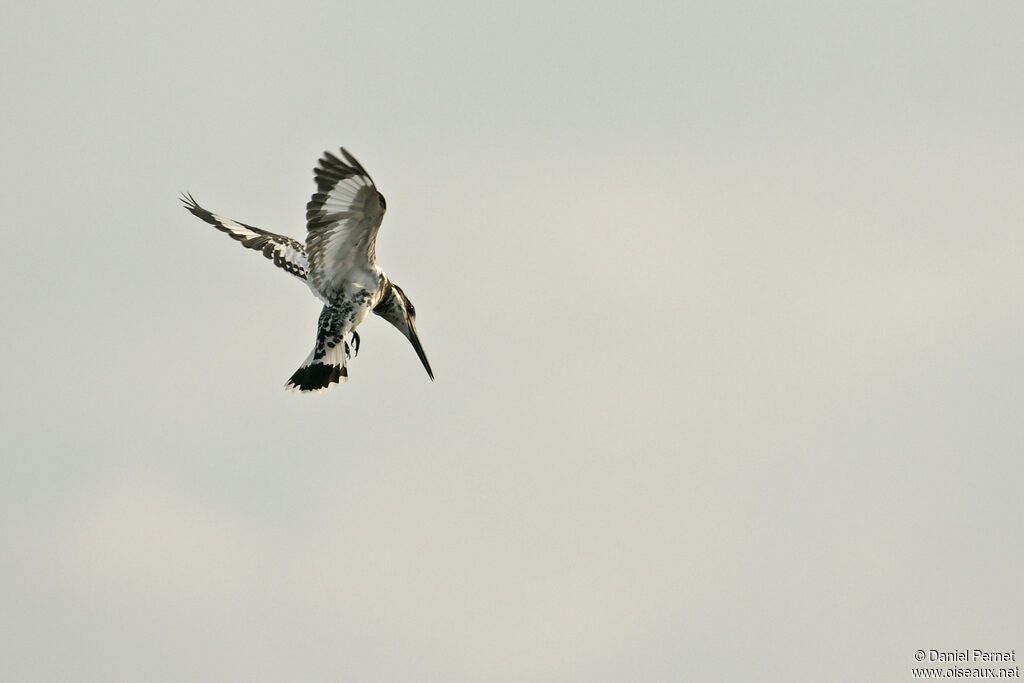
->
xmin=2 ymin=1 xmax=1022 ymax=681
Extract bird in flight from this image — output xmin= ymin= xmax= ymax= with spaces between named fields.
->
xmin=181 ymin=147 xmax=433 ymax=392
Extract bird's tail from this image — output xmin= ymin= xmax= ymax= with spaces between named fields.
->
xmin=285 ymin=342 xmax=349 ymax=393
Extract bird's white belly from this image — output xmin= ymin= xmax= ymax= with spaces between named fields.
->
xmin=309 ymin=266 xmax=382 ymax=306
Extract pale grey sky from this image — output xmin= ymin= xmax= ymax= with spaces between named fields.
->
xmin=2 ymin=1 xmax=1022 ymax=681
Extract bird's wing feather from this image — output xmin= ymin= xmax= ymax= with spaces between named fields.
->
xmin=305 ymin=148 xmax=386 ymax=297
xmin=180 ymin=193 xmax=309 ymax=281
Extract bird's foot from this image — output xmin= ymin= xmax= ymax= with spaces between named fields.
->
xmin=350 ymin=331 xmax=360 ymax=357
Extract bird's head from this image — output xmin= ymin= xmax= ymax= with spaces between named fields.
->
xmin=390 ymin=283 xmax=433 ymax=381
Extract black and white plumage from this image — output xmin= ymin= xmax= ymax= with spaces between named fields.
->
xmin=181 ymin=147 xmax=433 ymax=392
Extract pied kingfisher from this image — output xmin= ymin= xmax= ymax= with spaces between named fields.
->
xmin=181 ymin=147 xmax=433 ymax=392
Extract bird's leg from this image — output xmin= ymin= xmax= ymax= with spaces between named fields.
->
xmin=350 ymin=331 xmax=360 ymax=357
xmin=343 ymin=340 xmax=352 ymax=359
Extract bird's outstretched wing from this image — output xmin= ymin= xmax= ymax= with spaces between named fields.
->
xmin=180 ymin=193 xmax=309 ymax=281
xmin=305 ymin=148 xmax=387 ymax=297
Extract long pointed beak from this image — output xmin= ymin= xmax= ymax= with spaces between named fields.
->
xmin=407 ymin=324 xmax=434 ymax=380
